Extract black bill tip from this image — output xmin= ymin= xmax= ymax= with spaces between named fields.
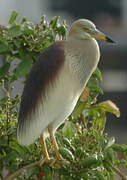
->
xmin=106 ymin=36 xmax=115 ymax=43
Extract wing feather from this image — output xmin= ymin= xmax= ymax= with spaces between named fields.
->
xmin=17 ymin=42 xmax=69 ymax=145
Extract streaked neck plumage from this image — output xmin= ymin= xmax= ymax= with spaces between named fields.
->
xmin=65 ymin=36 xmax=100 ymax=88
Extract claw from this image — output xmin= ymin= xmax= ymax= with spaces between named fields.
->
xmin=48 ymin=126 xmax=63 ymax=160
xmin=39 ymin=128 xmax=69 ymax=168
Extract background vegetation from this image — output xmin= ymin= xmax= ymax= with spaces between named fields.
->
xmin=0 ymin=11 xmax=127 ymax=180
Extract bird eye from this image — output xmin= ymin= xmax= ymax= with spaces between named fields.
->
xmin=83 ymin=27 xmax=90 ymax=32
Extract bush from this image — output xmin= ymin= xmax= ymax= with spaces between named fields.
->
xmin=0 ymin=11 xmax=127 ymax=180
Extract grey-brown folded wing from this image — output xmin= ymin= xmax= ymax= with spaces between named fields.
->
xmin=17 ymin=42 xmax=65 ymax=145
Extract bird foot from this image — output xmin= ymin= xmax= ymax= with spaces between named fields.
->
xmin=50 ymin=157 xmax=69 ymax=167
xmin=55 ymin=151 xmax=63 ymax=161
xmin=39 ymin=156 xmax=69 ymax=167
xmin=39 ymin=156 xmax=55 ymax=166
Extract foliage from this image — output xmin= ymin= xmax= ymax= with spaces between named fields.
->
xmin=0 ymin=11 xmax=127 ymax=180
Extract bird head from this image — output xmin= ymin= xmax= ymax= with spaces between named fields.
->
xmin=68 ymin=19 xmax=115 ymax=43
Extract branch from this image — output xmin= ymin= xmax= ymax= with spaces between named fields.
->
xmin=4 ymin=159 xmax=45 ymax=180
xmin=0 ymin=25 xmax=7 ymax=31
xmin=108 ymin=162 xmax=127 ymax=180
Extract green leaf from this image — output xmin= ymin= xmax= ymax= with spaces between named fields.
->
xmin=5 ymin=151 xmax=18 ymax=163
xmin=103 ymin=161 xmax=113 ymax=173
xmin=96 ymin=100 xmax=120 ymax=118
xmin=20 ymin=17 xmax=27 ymax=24
xmin=87 ymin=77 xmax=103 ymax=94
xmin=26 ymin=167 xmax=39 ymax=178
xmin=59 ymin=147 xmax=74 ymax=161
xmin=79 ymin=157 xmax=100 ymax=168
xmin=8 ymin=25 xmax=22 ymax=37
xmin=10 ymin=141 xmax=30 ymax=157
xmin=14 ymin=59 xmax=33 ymax=78
xmin=62 ymin=137 xmax=75 ymax=153
xmin=22 ymin=25 xmax=34 ymax=35
xmin=49 ymin=16 xmax=60 ymax=29
xmin=105 ymin=148 xmax=116 ymax=162
xmin=8 ymin=11 xmax=18 ymax=24
xmin=0 ymin=40 xmax=9 ymax=53
xmin=93 ymin=68 xmax=102 ymax=81
xmin=75 ymin=147 xmax=86 ymax=158
xmin=62 ymin=121 xmax=77 ymax=139
xmin=62 ymin=137 xmax=71 ymax=147
xmin=112 ymin=144 xmax=127 ymax=152
xmin=57 ymin=25 xmax=67 ymax=37
xmin=0 ymin=63 xmax=10 ymax=79
xmin=72 ymin=101 xmax=86 ymax=119
xmin=92 ymin=108 xmax=106 ymax=132
xmin=94 ymin=172 xmax=105 ymax=180
xmin=42 ymin=171 xmax=52 ymax=180
xmin=105 ymin=137 xmax=115 ymax=149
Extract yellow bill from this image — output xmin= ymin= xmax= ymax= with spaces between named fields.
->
xmin=92 ymin=29 xmax=115 ymax=43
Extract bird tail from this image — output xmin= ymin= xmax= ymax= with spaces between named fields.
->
xmin=17 ymin=114 xmax=50 ymax=146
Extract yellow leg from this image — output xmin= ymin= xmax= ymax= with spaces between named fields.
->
xmin=48 ymin=126 xmax=62 ymax=160
xmin=40 ymin=134 xmax=50 ymax=161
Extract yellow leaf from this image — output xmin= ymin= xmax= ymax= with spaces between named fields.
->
xmin=96 ymin=100 xmax=120 ymax=118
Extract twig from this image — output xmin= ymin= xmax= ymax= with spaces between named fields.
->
xmin=4 ymin=159 xmax=45 ymax=180
xmin=0 ymin=25 xmax=7 ymax=31
xmin=0 ymin=173 xmax=4 ymax=180
xmin=108 ymin=162 xmax=127 ymax=180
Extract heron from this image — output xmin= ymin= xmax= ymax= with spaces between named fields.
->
xmin=17 ymin=19 xmax=114 ymax=161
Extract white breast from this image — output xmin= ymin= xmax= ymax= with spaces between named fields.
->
xmin=41 ymin=62 xmax=82 ymax=135
xmin=65 ymin=38 xmax=100 ymax=88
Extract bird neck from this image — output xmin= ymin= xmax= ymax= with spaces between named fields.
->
xmin=68 ymin=32 xmax=91 ymax=41
xmin=65 ymin=38 xmax=100 ymax=88
xmin=68 ymin=25 xmax=92 ymax=41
